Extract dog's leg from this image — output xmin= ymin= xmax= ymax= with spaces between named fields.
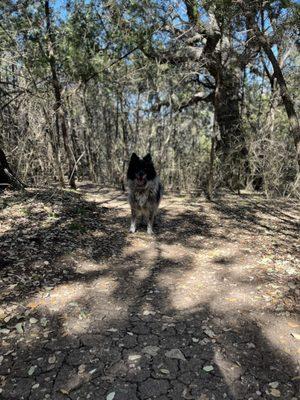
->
xmin=129 ymin=208 xmax=137 ymax=233
xmin=147 ymin=210 xmax=155 ymax=235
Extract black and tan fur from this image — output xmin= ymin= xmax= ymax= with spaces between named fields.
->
xmin=127 ymin=153 xmax=163 ymax=235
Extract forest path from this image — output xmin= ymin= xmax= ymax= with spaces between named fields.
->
xmin=0 ymin=183 xmax=299 ymax=400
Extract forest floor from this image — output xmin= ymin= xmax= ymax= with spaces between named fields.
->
xmin=0 ymin=182 xmax=299 ymax=400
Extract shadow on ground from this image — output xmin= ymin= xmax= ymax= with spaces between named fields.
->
xmin=0 ymin=185 xmax=299 ymax=399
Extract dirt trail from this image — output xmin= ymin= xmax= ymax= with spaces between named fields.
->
xmin=0 ymin=183 xmax=299 ymax=400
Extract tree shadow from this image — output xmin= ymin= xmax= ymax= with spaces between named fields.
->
xmin=0 ymin=188 xmax=299 ymax=399
xmin=211 ymin=196 xmax=299 ymax=245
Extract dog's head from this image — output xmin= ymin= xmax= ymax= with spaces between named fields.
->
xmin=127 ymin=153 xmax=157 ymax=188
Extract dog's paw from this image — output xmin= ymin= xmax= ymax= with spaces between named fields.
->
xmin=147 ymin=227 xmax=154 ymax=235
xmin=129 ymin=226 xmax=136 ymax=233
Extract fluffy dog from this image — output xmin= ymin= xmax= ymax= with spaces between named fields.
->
xmin=127 ymin=153 xmax=163 ymax=234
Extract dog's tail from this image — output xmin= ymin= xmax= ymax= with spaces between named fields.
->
xmin=157 ymin=181 xmax=163 ymax=204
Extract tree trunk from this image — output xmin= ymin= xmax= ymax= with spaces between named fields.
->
xmin=45 ymin=0 xmax=76 ymax=189
xmin=0 ymin=148 xmax=25 ymax=190
xmin=260 ymin=38 xmax=300 ymax=170
xmin=214 ymin=66 xmax=249 ymax=191
xmin=241 ymin=2 xmax=300 ymax=170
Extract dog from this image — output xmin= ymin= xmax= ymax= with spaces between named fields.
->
xmin=127 ymin=153 xmax=163 ymax=235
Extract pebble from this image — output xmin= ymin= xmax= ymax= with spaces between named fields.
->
xmin=128 ymin=354 xmax=141 ymax=361
xmin=203 ymin=365 xmax=214 ymax=372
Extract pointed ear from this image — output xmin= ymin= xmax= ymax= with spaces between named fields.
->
xmin=127 ymin=153 xmax=139 ymax=180
xmin=130 ymin=153 xmax=139 ymax=162
xmin=143 ymin=153 xmax=152 ymax=162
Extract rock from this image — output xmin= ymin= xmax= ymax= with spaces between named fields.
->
xmin=128 ymin=354 xmax=141 ymax=361
xmin=269 ymin=381 xmax=279 ymax=389
xmin=139 ymin=378 xmax=169 ymax=399
xmin=143 ymin=310 xmax=156 ymax=316
xmin=29 ymin=318 xmax=38 ymax=324
xmin=48 ymin=355 xmax=56 ymax=364
xmin=28 ymin=365 xmax=37 ymax=376
xmin=32 ymin=383 xmax=40 ymax=389
xmin=198 ymin=395 xmax=209 ymax=400
xmin=15 ymin=322 xmax=24 ymax=334
xmin=165 ymin=349 xmax=186 ymax=362
xmin=106 ymin=392 xmax=115 ymax=400
xmin=142 ymin=346 xmax=159 ymax=357
xmin=203 ymin=365 xmax=214 ymax=372
xmin=78 ymin=364 xmax=86 ymax=374
xmin=204 ymin=328 xmax=216 ymax=338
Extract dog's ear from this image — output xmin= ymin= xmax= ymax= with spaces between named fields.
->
xmin=144 ymin=153 xmax=157 ymax=179
xmin=143 ymin=153 xmax=152 ymax=163
xmin=130 ymin=153 xmax=139 ymax=162
xmin=127 ymin=153 xmax=139 ymax=180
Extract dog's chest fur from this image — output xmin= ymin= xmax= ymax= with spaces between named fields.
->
xmin=135 ymin=191 xmax=150 ymax=208
xmin=128 ymin=177 xmax=162 ymax=212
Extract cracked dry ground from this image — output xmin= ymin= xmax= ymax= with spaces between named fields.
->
xmin=0 ymin=184 xmax=299 ymax=400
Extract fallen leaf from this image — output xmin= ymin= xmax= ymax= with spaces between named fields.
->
xmin=288 ymin=322 xmax=299 ymax=328
xmin=40 ymin=317 xmax=48 ymax=327
xmin=269 ymin=388 xmax=281 ymax=397
xmin=160 ymin=368 xmax=170 ymax=374
xmin=89 ymin=368 xmax=97 ymax=375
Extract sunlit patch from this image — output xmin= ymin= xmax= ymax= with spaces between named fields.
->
xmin=62 ymin=314 xmax=91 ymax=335
xmin=27 ymin=283 xmax=86 ymax=312
xmin=26 ymin=276 xmax=122 ymax=336
xmin=171 ymin=290 xmax=209 ymax=310
xmin=159 ymin=243 xmax=189 ymax=261
xmin=76 ymin=259 xmax=109 ymax=274
xmin=163 ymin=267 xmax=215 ymax=310
xmin=214 ymin=350 xmax=242 ymax=389
xmin=210 ymin=286 xmax=257 ymax=313
xmin=92 ymin=277 xmax=118 ymax=293
xmin=90 ymin=231 xmax=106 ymax=238
xmin=123 ymin=239 xmax=158 ymax=264
xmin=134 ymin=267 xmax=152 ymax=280
xmin=259 ymin=314 xmax=300 ymax=362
